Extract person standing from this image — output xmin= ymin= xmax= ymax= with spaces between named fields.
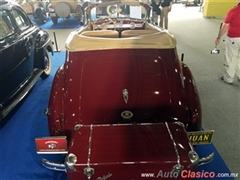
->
xmin=151 ymin=0 xmax=161 ymax=25
xmin=159 ymin=0 xmax=172 ymax=29
xmin=215 ymin=0 xmax=240 ymax=84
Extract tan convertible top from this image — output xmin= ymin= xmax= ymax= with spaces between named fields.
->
xmin=65 ymin=26 xmax=177 ymax=52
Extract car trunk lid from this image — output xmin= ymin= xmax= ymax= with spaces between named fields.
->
xmin=64 ymin=50 xmax=187 ymax=125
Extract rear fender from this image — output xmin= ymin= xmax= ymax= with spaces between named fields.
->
xmin=35 ymin=30 xmax=53 ymax=51
xmin=47 ymin=65 xmax=65 ymax=136
xmin=181 ymin=63 xmax=202 ymax=131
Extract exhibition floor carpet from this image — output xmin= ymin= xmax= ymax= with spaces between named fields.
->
xmin=0 ymin=52 xmax=234 ymax=180
xmin=31 ymin=16 xmax=81 ymax=29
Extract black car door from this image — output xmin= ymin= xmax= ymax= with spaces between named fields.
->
xmin=0 ymin=7 xmax=36 ymax=102
xmin=0 ymin=9 xmax=18 ymax=102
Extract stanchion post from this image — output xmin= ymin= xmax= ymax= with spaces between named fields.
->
xmin=53 ymin=31 xmax=60 ymax=52
xmin=181 ymin=53 xmax=184 ymax=62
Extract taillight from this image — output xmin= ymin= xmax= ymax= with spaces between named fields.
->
xmin=191 ymin=114 xmax=197 ymax=124
xmin=55 ymin=120 xmax=61 ymax=131
xmin=187 ymin=109 xmax=199 ymax=131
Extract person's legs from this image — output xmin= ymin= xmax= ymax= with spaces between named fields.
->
xmin=223 ymin=37 xmax=239 ymax=83
xmin=164 ymin=9 xmax=169 ymax=29
xmin=160 ymin=7 xmax=168 ymax=29
xmin=159 ymin=9 xmax=164 ymax=28
xmin=234 ymin=38 xmax=240 ymax=80
xmin=160 ymin=7 xmax=168 ymax=28
xmin=152 ymin=12 xmax=158 ymax=25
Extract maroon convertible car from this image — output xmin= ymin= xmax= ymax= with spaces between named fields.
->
xmin=36 ymin=1 xmax=214 ymax=179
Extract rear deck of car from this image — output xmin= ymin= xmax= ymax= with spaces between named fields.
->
xmin=65 ymin=24 xmax=177 ymax=52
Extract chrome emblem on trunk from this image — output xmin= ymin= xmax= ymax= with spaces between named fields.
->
xmin=121 ymin=110 xmax=133 ymax=119
xmin=122 ymin=89 xmax=129 ymax=104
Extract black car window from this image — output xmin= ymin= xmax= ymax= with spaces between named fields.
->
xmin=0 ymin=10 xmax=14 ymax=39
xmin=12 ymin=8 xmax=29 ymax=30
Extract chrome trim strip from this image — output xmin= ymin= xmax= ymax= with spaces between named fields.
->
xmin=165 ymin=122 xmax=183 ymax=176
xmin=37 ymin=151 xmax=68 ymax=154
xmin=87 ymin=124 xmax=93 ymax=166
xmin=165 ymin=122 xmax=181 ymax=165
xmin=84 ymin=124 xmax=95 ymax=179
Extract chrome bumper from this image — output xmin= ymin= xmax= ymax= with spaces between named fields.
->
xmin=188 ymin=151 xmax=214 ymax=168
xmin=42 ymin=158 xmax=66 ymax=172
xmin=198 ymin=152 xmax=214 ymax=166
xmin=42 ymin=152 xmax=214 ymax=172
xmin=42 ymin=153 xmax=77 ymax=172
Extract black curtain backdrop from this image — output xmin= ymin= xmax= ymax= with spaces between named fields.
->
xmin=0 ymin=51 xmax=234 ymax=180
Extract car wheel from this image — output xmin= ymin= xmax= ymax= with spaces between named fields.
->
xmin=51 ymin=17 xmax=58 ymax=24
xmin=41 ymin=50 xmax=51 ymax=79
xmin=55 ymin=2 xmax=71 ymax=18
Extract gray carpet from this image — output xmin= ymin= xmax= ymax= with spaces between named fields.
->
xmin=168 ymin=4 xmax=240 ymax=177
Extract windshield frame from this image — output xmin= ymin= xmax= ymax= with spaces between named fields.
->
xmin=85 ymin=1 xmax=151 ymax=23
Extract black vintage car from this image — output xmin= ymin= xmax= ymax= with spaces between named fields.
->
xmin=0 ymin=1 xmax=53 ymax=119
